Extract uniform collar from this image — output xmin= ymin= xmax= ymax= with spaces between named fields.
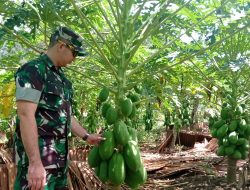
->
xmin=41 ymin=54 xmax=63 ymax=73
xmin=40 ymin=54 xmax=55 ymax=69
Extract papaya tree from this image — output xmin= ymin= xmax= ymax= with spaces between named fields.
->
xmin=208 ymin=29 xmax=250 ymax=183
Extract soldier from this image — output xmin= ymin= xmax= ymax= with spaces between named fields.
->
xmin=14 ymin=26 xmax=104 ymax=190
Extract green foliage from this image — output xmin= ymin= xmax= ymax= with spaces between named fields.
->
xmin=84 ymin=109 xmax=99 ymax=133
xmin=0 ymin=1 xmax=249 ymax=186
xmin=144 ymin=103 xmax=154 ymax=132
xmin=0 ymin=1 xmax=248 ymax=113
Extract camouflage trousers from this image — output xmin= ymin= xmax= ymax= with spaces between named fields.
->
xmin=14 ymin=166 xmax=68 ymax=190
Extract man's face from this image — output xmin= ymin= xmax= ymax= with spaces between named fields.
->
xmin=58 ymin=40 xmax=78 ymax=57
xmin=57 ymin=40 xmax=78 ymax=66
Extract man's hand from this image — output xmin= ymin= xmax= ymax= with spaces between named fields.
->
xmin=28 ymin=162 xmax=46 ymax=190
xmin=86 ymin=134 xmax=105 ymax=145
xmin=71 ymin=116 xmax=105 ymax=145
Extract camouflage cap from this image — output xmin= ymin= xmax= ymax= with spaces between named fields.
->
xmin=50 ymin=26 xmax=88 ymax=57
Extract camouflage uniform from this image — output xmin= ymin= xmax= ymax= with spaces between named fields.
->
xmin=15 ymin=166 xmax=68 ymax=190
xmin=14 ymin=26 xmax=88 ymax=190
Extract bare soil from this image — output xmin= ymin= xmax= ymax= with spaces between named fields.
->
xmin=137 ymin=132 xmax=250 ymax=190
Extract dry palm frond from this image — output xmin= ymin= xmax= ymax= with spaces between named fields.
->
xmin=68 ymin=161 xmax=106 ymax=190
xmin=69 ymin=147 xmax=90 ymax=162
xmin=0 ymin=147 xmax=13 ymax=164
xmin=0 ymin=147 xmax=16 ymax=190
xmin=6 ymin=163 xmax=16 ymax=190
xmin=0 ymin=166 xmax=8 ymax=190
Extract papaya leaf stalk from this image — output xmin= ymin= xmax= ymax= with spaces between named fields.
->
xmin=69 ymin=0 xmax=119 ymax=80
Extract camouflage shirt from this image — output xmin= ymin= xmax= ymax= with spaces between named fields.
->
xmin=14 ymin=54 xmax=73 ymax=168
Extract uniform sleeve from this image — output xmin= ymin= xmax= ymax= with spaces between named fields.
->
xmin=15 ymin=63 xmax=44 ymax=103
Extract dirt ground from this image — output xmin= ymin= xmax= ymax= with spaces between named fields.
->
xmin=137 ymin=137 xmax=250 ymax=190
xmin=1 ymin=126 xmax=250 ymax=190
xmin=68 ymin=125 xmax=250 ymax=190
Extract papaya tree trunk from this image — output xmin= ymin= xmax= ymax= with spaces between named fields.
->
xmin=170 ymin=128 xmax=177 ymax=149
xmin=227 ymin=157 xmax=237 ymax=183
xmin=190 ymin=98 xmax=199 ymax=130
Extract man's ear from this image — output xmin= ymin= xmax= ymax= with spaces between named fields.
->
xmin=58 ymin=43 xmax=64 ymax=49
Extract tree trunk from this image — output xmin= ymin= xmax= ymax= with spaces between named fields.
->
xmin=227 ymin=157 xmax=237 ymax=183
xmin=190 ymin=98 xmax=199 ymax=129
xmin=170 ymin=128 xmax=177 ymax=149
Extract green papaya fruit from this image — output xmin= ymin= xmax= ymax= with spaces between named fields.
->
xmin=222 ymin=137 xmax=230 ymax=146
xmin=208 ymin=117 xmax=215 ymax=129
xmin=229 ymin=120 xmax=238 ymax=132
xmin=99 ymin=131 xmax=115 ymax=160
xmin=221 ymin=108 xmax=231 ymax=120
xmin=128 ymin=93 xmax=140 ymax=103
xmin=235 ymin=105 xmax=244 ymax=115
xmin=105 ymin=106 xmax=118 ymax=125
xmin=213 ymin=120 xmax=226 ymax=129
xmin=225 ymin=145 xmax=235 ymax=155
xmin=238 ymin=146 xmax=249 ymax=160
xmin=108 ymin=152 xmax=125 ymax=185
xmin=88 ymin=146 xmax=101 ymax=168
xmin=120 ymin=98 xmax=133 ymax=117
xmin=239 ymin=119 xmax=247 ymax=131
xmin=245 ymin=125 xmax=250 ymax=136
xmin=99 ymin=161 xmax=108 ymax=183
xmin=242 ymin=142 xmax=249 ymax=150
xmin=236 ymin=138 xmax=246 ymax=145
xmin=125 ymin=165 xmax=147 ymax=189
xmin=228 ymin=131 xmax=238 ymax=144
xmin=114 ymin=121 xmax=130 ymax=146
xmin=218 ymin=139 xmax=223 ymax=146
xmin=226 ymin=95 xmax=236 ymax=107
xmin=101 ymin=102 xmax=111 ymax=117
xmin=128 ymin=127 xmax=138 ymax=143
xmin=123 ymin=140 xmax=142 ymax=172
xmin=211 ymin=128 xmax=217 ymax=138
xmin=129 ymin=104 xmax=137 ymax=119
xmin=98 ymin=87 xmax=109 ymax=102
xmin=217 ymin=124 xmax=228 ymax=138
xmin=217 ymin=145 xmax=225 ymax=156
xmin=231 ymin=150 xmax=242 ymax=160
